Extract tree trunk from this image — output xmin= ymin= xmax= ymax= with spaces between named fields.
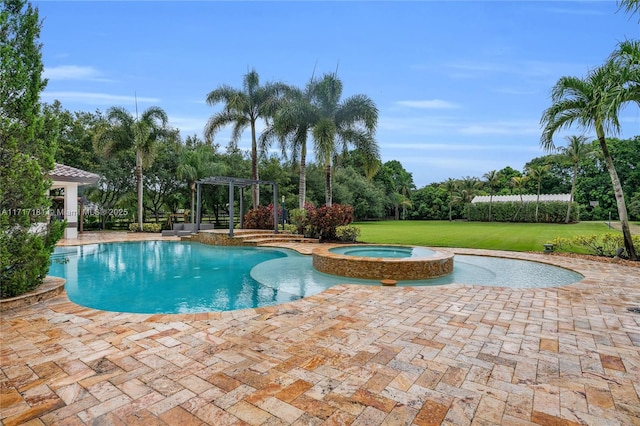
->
xmin=250 ymin=120 xmax=259 ymax=208
xmin=598 ymin=132 xmax=637 ymax=260
xmin=448 ymin=204 xmax=452 ymax=221
xmin=324 ymin=162 xmax=332 ymax=207
xmin=566 ymin=162 xmax=577 ymax=224
xmin=299 ymin=143 xmax=307 ymax=210
xmin=136 ymin=149 xmax=144 ymax=231
xmin=488 ymin=193 xmax=493 ymax=222
xmin=535 ymin=183 xmax=540 ymax=223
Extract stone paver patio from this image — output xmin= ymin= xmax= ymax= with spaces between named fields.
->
xmin=1 ymin=233 xmax=639 ymax=425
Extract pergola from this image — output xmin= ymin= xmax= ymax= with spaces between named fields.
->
xmin=195 ymin=176 xmax=280 ymax=237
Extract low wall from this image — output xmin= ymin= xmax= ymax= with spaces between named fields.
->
xmin=312 ymin=245 xmax=454 ymax=280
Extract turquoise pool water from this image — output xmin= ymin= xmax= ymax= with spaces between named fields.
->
xmin=329 ymin=245 xmax=436 ymax=258
xmin=50 ymin=241 xmax=583 ymax=314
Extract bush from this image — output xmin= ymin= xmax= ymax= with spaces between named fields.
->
xmin=335 ymin=225 xmax=361 ymax=242
xmin=244 ymin=204 xmax=281 ymax=230
xmin=0 ymin=220 xmax=65 ymax=299
xmin=469 ymin=201 xmax=579 ymax=223
xmin=555 ymin=233 xmax=640 ymax=258
xmin=307 ymin=203 xmax=355 ymax=240
xmin=129 ymin=223 xmax=162 ymax=233
xmin=289 ymin=208 xmax=308 ymax=235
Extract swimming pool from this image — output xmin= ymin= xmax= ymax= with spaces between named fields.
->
xmin=49 ymin=241 xmax=583 ymax=314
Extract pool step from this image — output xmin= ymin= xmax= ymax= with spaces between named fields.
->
xmin=188 ymin=229 xmax=319 ymax=246
xmin=246 ymin=237 xmax=320 ymax=245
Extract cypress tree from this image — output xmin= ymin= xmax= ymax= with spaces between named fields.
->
xmin=1 ymin=0 xmax=64 ymax=297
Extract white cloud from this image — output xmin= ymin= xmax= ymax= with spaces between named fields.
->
xmin=395 ymin=99 xmax=460 ymax=109
xmin=380 ymin=142 xmax=541 ymax=153
xmin=41 ymin=91 xmax=160 ymax=105
xmin=43 ymin=65 xmax=111 ymax=82
xmin=458 ymin=120 xmax=540 ymax=136
xmin=168 ymin=116 xmax=207 ymax=136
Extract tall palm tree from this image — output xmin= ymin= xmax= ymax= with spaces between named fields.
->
xmin=510 ymin=176 xmax=527 ymax=221
xmin=541 ymin=52 xmax=638 ymax=260
xmin=94 ymin=106 xmax=168 ymax=231
xmin=525 ymin=164 xmax=550 ymax=223
xmin=177 ymin=145 xmax=226 ymax=223
xmin=204 ymin=69 xmax=286 ymax=209
xmin=457 ymin=176 xmax=480 ymax=221
xmin=483 ymin=170 xmax=500 ymax=222
xmin=562 ymin=135 xmax=591 ymax=224
xmin=264 ymin=78 xmax=318 ymax=209
xmin=310 ymin=73 xmax=379 ymax=206
xmin=441 ymin=178 xmax=458 ymax=221
xmin=395 ymin=169 xmax=414 ymax=220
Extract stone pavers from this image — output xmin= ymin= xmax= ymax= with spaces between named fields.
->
xmin=1 ymin=233 xmax=639 ymax=425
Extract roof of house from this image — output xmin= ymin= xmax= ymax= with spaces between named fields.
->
xmin=471 ymin=194 xmax=571 ymax=203
xmin=49 ymin=163 xmax=99 ymax=185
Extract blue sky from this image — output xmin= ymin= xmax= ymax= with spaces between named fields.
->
xmin=36 ymin=1 xmax=639 ymax=188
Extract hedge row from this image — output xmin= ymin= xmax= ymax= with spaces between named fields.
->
xmin=467 ymin=201 xmax=579 ymax=223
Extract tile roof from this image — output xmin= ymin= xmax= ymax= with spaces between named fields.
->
xmin=49 ymin=163 xmax=99 ymax=185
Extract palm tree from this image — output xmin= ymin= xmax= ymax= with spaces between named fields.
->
xmin=562 ymin=135 xmax=591 ymax=224
xmin=177 ymin=145 xmax=226 ymax=223
xmin=395 ymin=169 xmax=414 ymax=220
xmin=204 ymin=69 xmax=286 ymax=209
xmin=264 ymin=78 xmax=318 ymax=209
xmin=441 ymin=178 xmax=458 ymax=221
xmin=618 ymin=0 xmax=640 ymax=19
xmin=94 ymin=106 xmax=168 ymax=231
xmin=457 ymin=176 xmax=480 ymax=221
xmin=525 ymin=164 xmax=549 ymax=223
xmin=541 ymin=52 xmax=638 ymax=260
xmin=483 ymin=170 xmax=500 ymax=222
xmin=510 ymin=176 xmax=527 ymax=221
xmin=310 ymin=73 xmax=379 ymax=206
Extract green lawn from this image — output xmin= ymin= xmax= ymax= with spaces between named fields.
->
xmin=354 ymin=220 xmax=620 ymax=252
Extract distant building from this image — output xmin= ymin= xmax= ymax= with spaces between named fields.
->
xmin=471 ymin=194 xmax=571 ymax=204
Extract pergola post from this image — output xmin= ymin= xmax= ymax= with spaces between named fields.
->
xmin=228 ymin=181 xmax=234 ymax=237
xmin=273 ymin=183 xmax=279 ymax=234
xmin=240 ymin=187 xmax=244 ymax=229
xmin=196 ymin=182 xmax=202 ymax=232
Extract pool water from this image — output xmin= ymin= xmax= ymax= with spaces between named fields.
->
xmin=50 ymin=241 xmax=584 ymax=314
xmin=329 ymin=245 xmax=436 ymax=258
xmin=49 ymin=241 xmax=296 ymax=314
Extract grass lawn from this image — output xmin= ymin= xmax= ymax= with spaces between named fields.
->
xmin=354 ymin=220 xmax=620 ymax=252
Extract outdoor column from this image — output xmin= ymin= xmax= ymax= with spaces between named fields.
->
xmin=196 ymin=182 xmax=202 ymax=232
xmin=273 ymin=183 xmax=278 ymax=234
xmin=63 ymin=183 xmax=78 ymax=239
xmin=239 ymin=187 xmax=244 ymax=229
xmin=228 ymin=181 xmax=234 ymax=237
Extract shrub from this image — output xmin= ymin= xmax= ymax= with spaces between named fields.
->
xmin=557 ymin=233 xmax=640 ymax=258
xmin=307 ymin=203 xmax=355 ymax=241
xmin=145 ymin=223 xmax=162 ymax=233
xmin=244 ymin=204 xmax=281 ymax=230
xmin=129 ymin=223 xmax=162 ymax=233
xmin=0 ymin=220 xmax=65 ymax=298
xmin=282 ymin=224 xmax=297 ymax=233
xmin=469 ymin=201 xmax=579 ymax=223
xmin=289 ymin=208 xmax=308 ymax=235
xmin=335 ymin=225 xmax=361 ymax=242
